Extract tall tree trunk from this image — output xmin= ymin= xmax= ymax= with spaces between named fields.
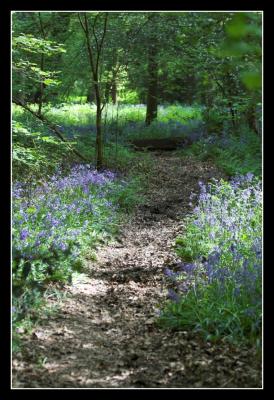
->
xmin=145 ymin=43 xmax=158 ymax=126
xmin=104 ymin=81 xmax=111 ymax=104
xmin=87 ymin=86 xmax=95 ymax=103
xmin=111 ymin=80 xmax=117 ymax=104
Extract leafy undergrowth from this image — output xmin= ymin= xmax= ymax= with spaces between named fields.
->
xmin=14 ymin=153 xmax=260 ymax=389
xmin=12 ymin=163 xmax=145 ymax=345
xmin=15 ymin=102 xmax=202 ymax=143
xmin=13 ymin=102 xmax=202 ymax=176
xmin=41 ymin=103 xmax=202 ymax=127
xmin=178 ymin=128 xmax=261 ymax=177
xmin=159 ymin=174 xmax=262 ymax=349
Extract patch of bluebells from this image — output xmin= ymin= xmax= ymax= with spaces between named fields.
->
xmin=12 ymin=164 xmax=120 ymax=287
xmin=164 ymin=263 xmax=199 ymax=299
xmin=189 ymin=175 xmax=261 ymax=254
xmin=163 ymin=174 xmax=262 ymax=343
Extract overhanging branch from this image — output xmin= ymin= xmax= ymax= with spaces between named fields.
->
xmin=13 ymin=97 xmax=89 ymax=162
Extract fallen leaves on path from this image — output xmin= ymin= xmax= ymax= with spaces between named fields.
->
xmin=12 ymin=153 xmax=261 ymax=388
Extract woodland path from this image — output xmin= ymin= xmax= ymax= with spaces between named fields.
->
xmin=12 ymin=153 xmax=261 ymax=388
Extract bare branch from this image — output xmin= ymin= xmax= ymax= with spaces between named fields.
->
xmin=92 ymin=13 xmax=100 ymax=55
xmin=95 ymin=13 xmax=108 ymax=76
xmin=38 ymin=12 xmax=46 ymax=39
xmin=77 ymin=13 xmax=87 ymax=34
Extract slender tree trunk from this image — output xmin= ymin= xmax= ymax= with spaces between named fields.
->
xmin=145 ymin=43 xmax=158 ymax=126
xmin=228 ymin=101 xmax=236 ymax=128
xmin=94 ymin=80 xmax=103 ymax=169
xmin=95 ymin=108 xmax=103 ymax=169
xmin=78 ymin=12 xmax=108 ymax=170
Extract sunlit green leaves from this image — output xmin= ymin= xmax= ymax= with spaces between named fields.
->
xmin=219 ymin=41 xmax=256 ymax=57
xmin=13 ymin=144 xmax=47 ymax=165
xmin=13 ymin=34 xmax=66 ymax=56
xmin=43 ymin=78 xmax=61 ymax=86
xmin=241 ymin=70 xmax=261 ymax=90
xmin=226 ymin=12 xmax=262 ymax=39
xmin=226 ymin=13 xmax=249 ymax=38
xmin=12 ymin=32 xmax=66 ymax=102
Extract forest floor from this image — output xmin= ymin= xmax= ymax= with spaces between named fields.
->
xmin=12 ymin=152 xmax=262 ymax=388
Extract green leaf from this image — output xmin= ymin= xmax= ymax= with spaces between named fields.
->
xmin=226 ymin=13 xmax=248 ymax=39
xmin=241 ymin=71 xmax=261 ymax=90
xmin=40 ymin=136 xmax=59 ymax=144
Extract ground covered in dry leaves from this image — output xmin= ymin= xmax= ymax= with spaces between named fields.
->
xmin=12 ymin=153 xmax=262 ymax=388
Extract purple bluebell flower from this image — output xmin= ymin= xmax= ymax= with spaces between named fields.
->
xmin=59 ymin=242 xmax=68 ymax=251
xmin=164 ymin=268 xmax=178 ymax=279
xmin=182 ymin=263 xmax=197 ymax=274
xmin=167 ymin=288 xmax=180 ymax=303
xmin=20 ymin=228 xmax=29 ymax=241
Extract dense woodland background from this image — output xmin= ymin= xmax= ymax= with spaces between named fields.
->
xmin=13 ymin=11 xmax=261 ymax=172
xmin=12 ymin=11 xmax=262 ymax=388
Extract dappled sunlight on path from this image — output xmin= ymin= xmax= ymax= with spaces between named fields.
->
xmin=12 ymin=154 xmax=261 ymax=388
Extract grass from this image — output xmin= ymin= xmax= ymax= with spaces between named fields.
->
xmin=12 ymin=283 xmax=69 ymax=352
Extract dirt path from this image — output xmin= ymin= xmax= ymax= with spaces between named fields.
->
xmin=12 ymin=153 xmax=261 ymax=388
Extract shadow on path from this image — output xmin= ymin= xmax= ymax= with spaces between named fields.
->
xmin=12 ymin=154 xmax=261 ymax=388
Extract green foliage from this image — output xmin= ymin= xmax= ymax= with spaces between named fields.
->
xmin=103 ymin=143 xmax=153 ymax=175
xmin=12 ymin=10 xmax=262 ymax=356
xmin=241 ymin=71 xmax=261 ymax=90
xmin=160 ymin=176 xmax=262 ymax=347
xmin=12 ymin=113 xmax=74 ymax=181
xmin=47 ymin=104 xmax=96 ymax=126
xmin=160 ymin=277 xmax=261 ymax=346
xmin=118 ymin=89 xmax=140 ymax=104
xmin=12 ymin=285 xmax=68 ymax=352
xmin=12 ymin=163 xmax=146 ymax=329
xmin=159 ymin=104 xmax=202 ymax=124
xmin=13 ymin=34 xmax=66 ymax=56
xmin=176 ymin=178 xmax=261 ymax=261
xmin=181 ymin=128 xmax=261 ymax=177
xmin=13 ymin=32 xmax=66 ymax=103
xmin=222 ymin=12 xmax=262 ymax=91
xmin=44 ymin=103 xmax=201 ymax=140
